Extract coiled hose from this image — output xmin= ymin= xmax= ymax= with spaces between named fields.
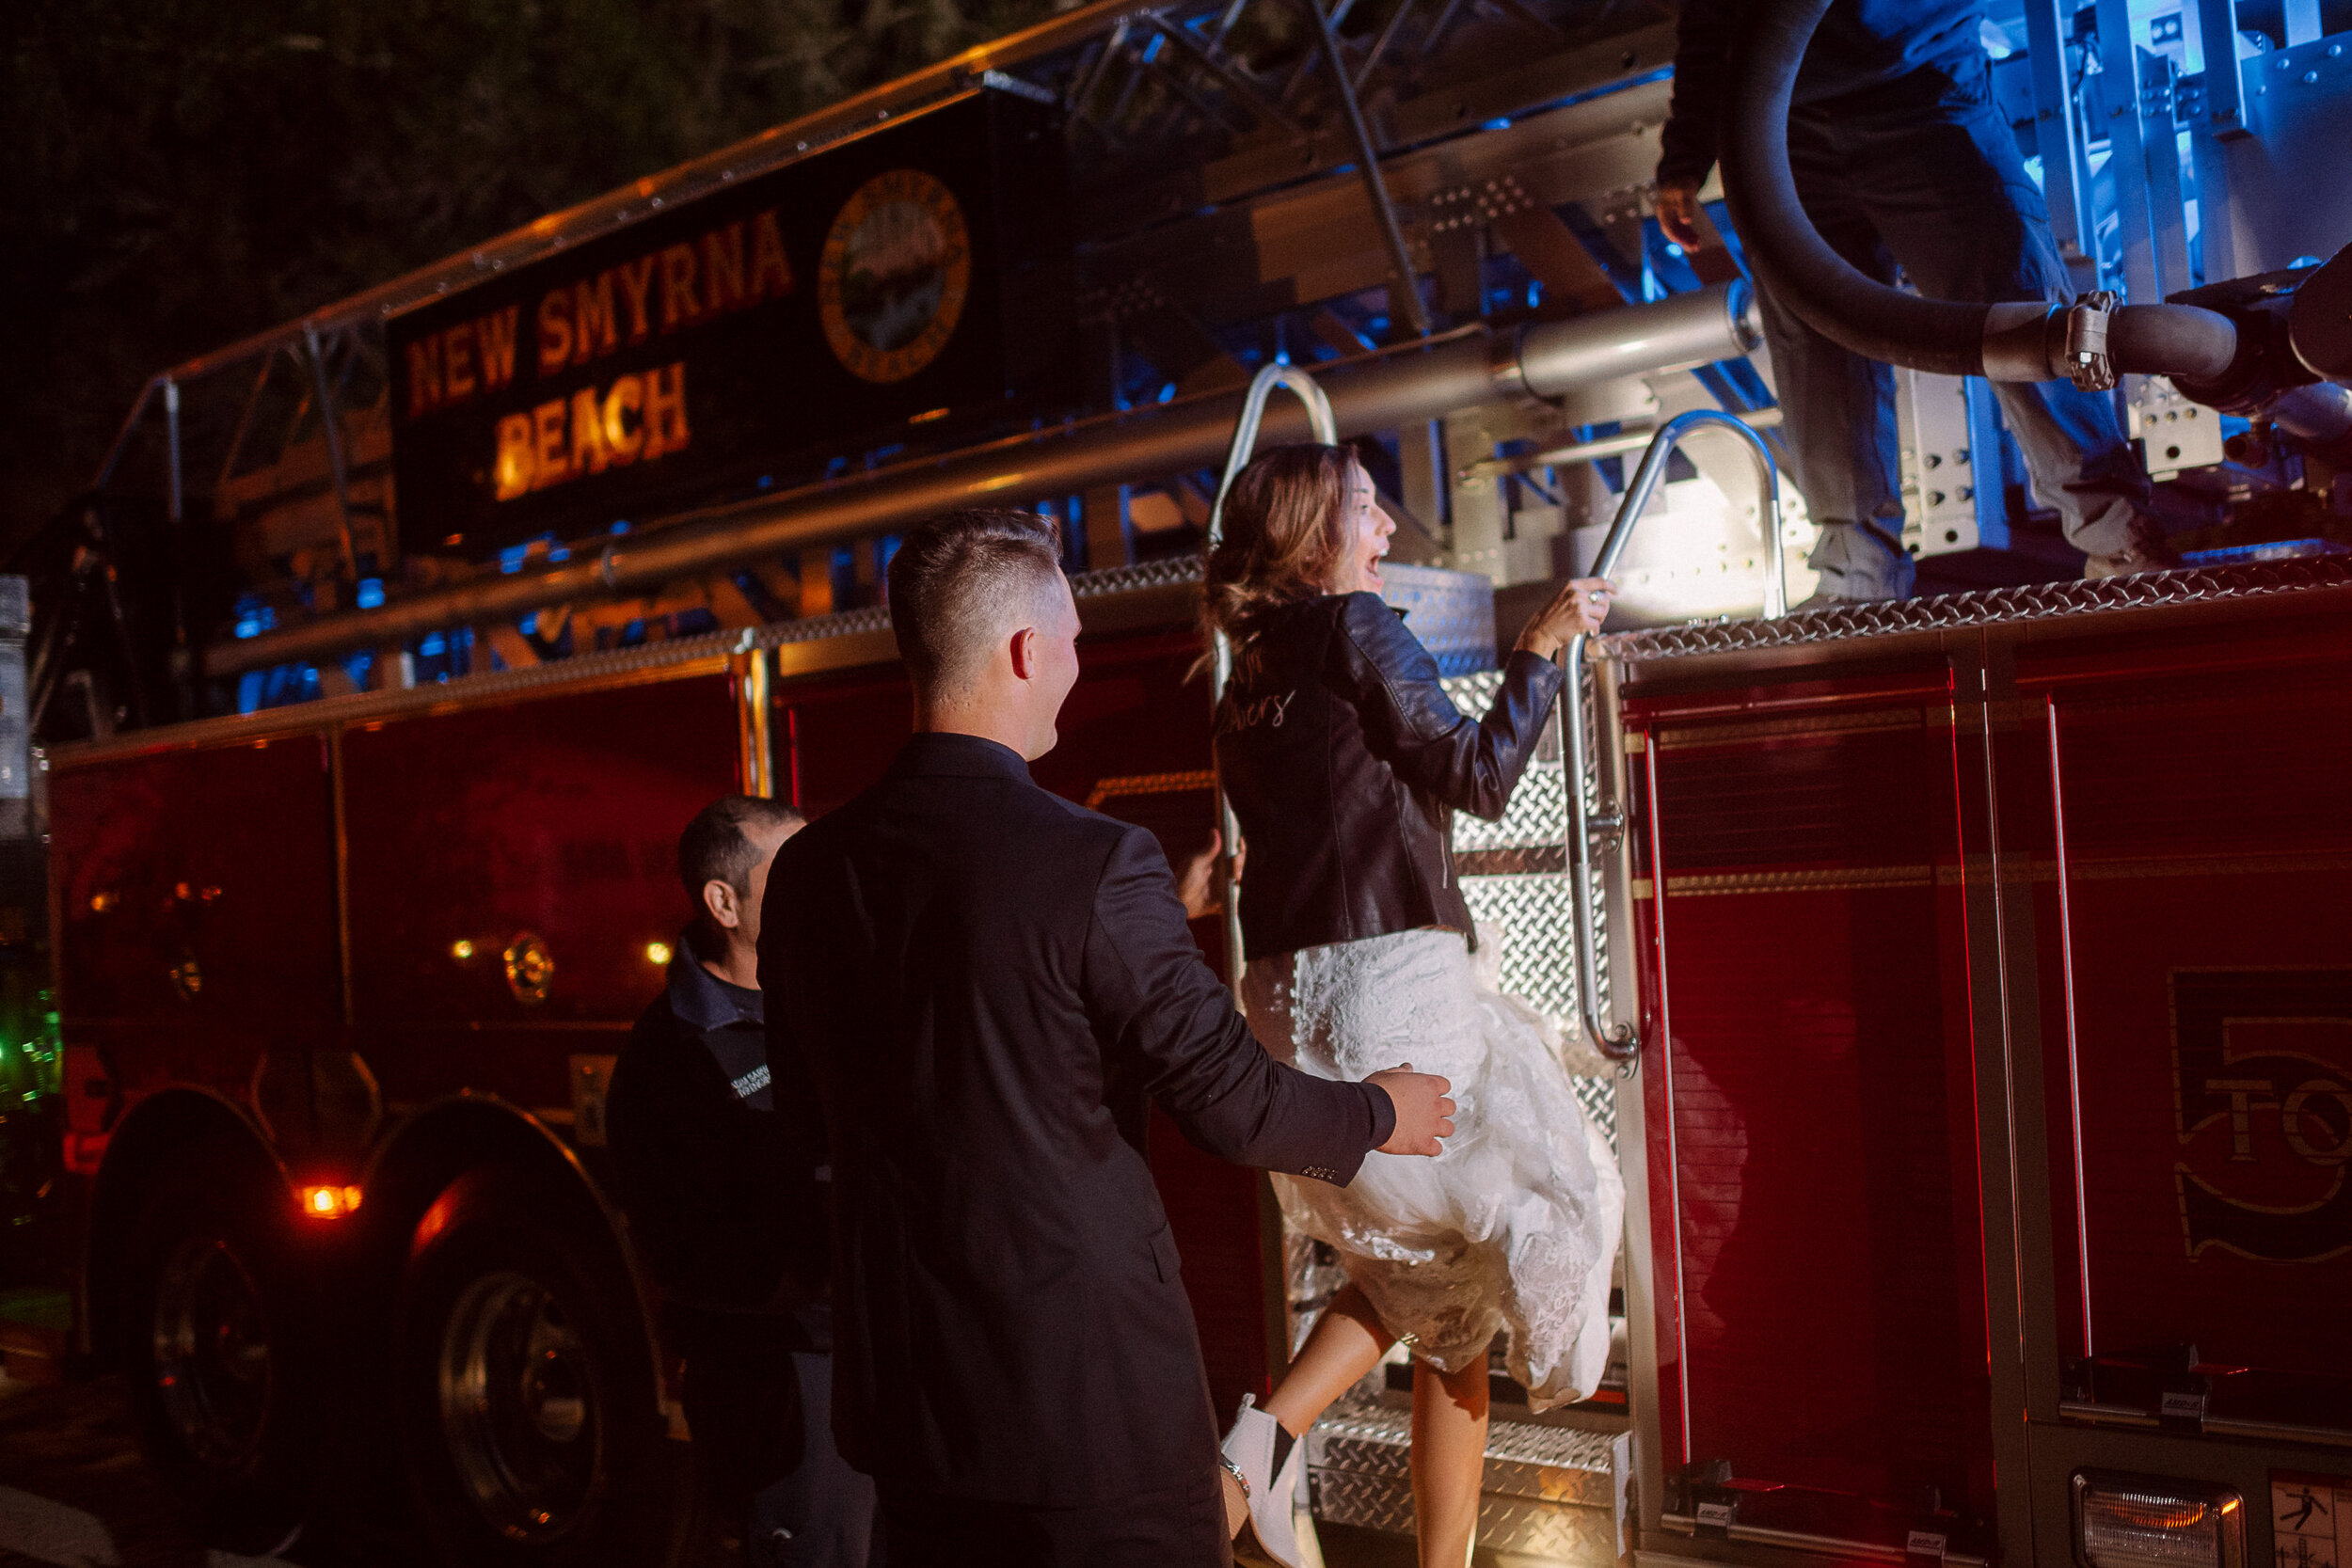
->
xmin=1718 ymin=0 xmax=2237 ymax=384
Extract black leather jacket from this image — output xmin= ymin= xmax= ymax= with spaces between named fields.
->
xmin=1213 ymin=592 xmax=1565 ymax=963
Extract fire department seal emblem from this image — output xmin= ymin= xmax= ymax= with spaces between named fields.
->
xmin=2171 ymin=969 xmax=2352 ymax=1262
xmin=818 ymin=169 xmax=972 ymax=385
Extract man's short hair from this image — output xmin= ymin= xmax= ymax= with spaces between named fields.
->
xmin=678 ymin=795 xmax=805 ymax=902
xmin=885 ymin=509 xmax=1065 ymax=698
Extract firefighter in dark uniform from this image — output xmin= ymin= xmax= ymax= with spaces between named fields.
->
xmin=608 ymin=794 xmax=879 ymax=1567
xmin=1655 ymin=0 xmax=2174 ymax=596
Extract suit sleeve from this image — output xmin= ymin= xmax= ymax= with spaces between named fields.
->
xmin=1333 ymin=593 xmax=1564 ymax=823
xmin=1083 ymin=824 xmax=1394 ymax=1182
xmin=1657 ymin=0 xmax=1736 ymax=187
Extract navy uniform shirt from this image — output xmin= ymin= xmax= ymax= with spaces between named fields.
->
xmin=608 ymin=942 xmax=830 ymax=1349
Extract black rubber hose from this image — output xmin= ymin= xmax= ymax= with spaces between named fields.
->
xmin=2107 ymin=303 xmax=2238 ymax=383
xmin=1719 ymin=0 xmax=2237 ymax=383
xmin=1720 ymin=0 xmax=1987 ymax=376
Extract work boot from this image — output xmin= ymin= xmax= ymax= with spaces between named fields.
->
xmin=2082 ymin=515 xmax=2182 ymax=579
xmin=1794 ymin=519 xmax=1914 ymax=609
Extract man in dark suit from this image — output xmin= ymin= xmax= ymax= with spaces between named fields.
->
xmin=760 ymin=509 xmax=1456 ymax=1567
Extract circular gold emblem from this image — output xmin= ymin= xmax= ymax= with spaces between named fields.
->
xmin=502 ymin=931 xmax=555 ymax=1006
xmin=818 ymin=169 xmax=972 ymax=385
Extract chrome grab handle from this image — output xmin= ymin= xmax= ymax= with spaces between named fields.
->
xmin=1205 ymin=364 xmax=1340 ymax=997
xmin=1564 ymin=409 xmax=1784 ymax=1061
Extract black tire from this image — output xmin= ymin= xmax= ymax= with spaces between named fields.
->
xmin=393 ymin=1167 xmax=687 ymax=1568
xmin=119 ymin=1167 xmax=317 ymax=1552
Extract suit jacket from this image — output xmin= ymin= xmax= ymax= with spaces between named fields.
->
xmin=760 ymin=731 xmax=1394 ymax=1504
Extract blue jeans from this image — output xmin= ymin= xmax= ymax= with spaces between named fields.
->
xmin=1764 ymin=55 xmax=2145 ymax=564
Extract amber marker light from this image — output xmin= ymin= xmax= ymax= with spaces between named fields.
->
xmin=452 ymin=940 xmax=475 ymax=960
xmin=645 ymin=942 xmax=673 ymax=966
xmin=300 ymin=1185 xmax=363 ymax=1220
xmin=909 ymin=406 xmax=950 ymax=425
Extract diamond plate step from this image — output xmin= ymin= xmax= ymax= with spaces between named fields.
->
xmin=1308 ymin=1398 xmax=1629 ymax=1562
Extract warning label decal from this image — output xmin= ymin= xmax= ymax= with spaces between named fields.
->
xmin=2274 ymin=1473 xmax=2350 ymax=1568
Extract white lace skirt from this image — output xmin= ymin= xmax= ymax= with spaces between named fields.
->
xmin=1243 ymin=927 xmax=1623 ymax=1409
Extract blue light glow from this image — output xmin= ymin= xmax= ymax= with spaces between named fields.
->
xmin=356 ymin=578 xmax=385 ymax=610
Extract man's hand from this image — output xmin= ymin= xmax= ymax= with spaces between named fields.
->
xmin=1367 ymin=1063 xmax=1455 ymax=1156
xmin=1656 ymin=177 xmax=1706 ymax=251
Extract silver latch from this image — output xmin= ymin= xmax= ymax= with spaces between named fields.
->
xmin=2063 ymin=290 xmax=2122 ymax=391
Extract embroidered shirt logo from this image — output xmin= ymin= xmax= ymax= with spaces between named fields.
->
xmin=731 ymin=1063 xmax=772 ymax=1101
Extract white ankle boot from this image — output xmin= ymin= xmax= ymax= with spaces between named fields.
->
xmin=1221 ymin=1393 xmax=1306 ymax=1568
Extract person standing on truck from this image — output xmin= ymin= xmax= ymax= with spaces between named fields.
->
xmin=760 ymin=508 xmax=1460 ymax=1568
xmin=607 ymin=794 xmax=879 ymax=1568
xmin=1654 ymin=0 xmax=2176 ymax=597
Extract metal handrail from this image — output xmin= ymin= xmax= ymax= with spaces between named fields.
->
xmin=1563 ymin=407 xmax=1785 ymax=1060
xmin=1204 ymin=363 xmax=1339 ymax=996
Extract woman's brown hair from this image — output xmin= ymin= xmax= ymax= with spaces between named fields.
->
xmin=1201 ymin=443 xmax=1356 ymax=650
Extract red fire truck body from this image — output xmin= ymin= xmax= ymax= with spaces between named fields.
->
xmin=50 ymin=563 xmax=1295 ymax=1558
xmin=1611 ymin=566 xmax=2352 ymax=1568
xmin=48 ymin=553 xmax=2352 ymax=1565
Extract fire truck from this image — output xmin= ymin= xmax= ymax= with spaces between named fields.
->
xmin=24 ymin=0 xmax=2352 ymax=1562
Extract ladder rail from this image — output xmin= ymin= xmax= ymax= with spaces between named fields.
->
xmin=1204 ymin=364 xmax=1340 ymax=997
xmin=1564 ymin=408 xmax=1785 ymax=1062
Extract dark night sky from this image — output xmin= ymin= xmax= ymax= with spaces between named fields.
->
xmin=0 ymin=0 xmax=1061 ymax=561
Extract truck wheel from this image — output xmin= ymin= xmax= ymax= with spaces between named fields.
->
xmin=394 ymin=1169 xmax=683 ymax=1568
xmin=120 ymin=1174 xmax=314 ymax=1551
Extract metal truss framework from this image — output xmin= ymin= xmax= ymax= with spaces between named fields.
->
xmin=90 ymin=0 xmax=1710 ymax=711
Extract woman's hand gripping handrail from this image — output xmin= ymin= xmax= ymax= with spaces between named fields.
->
xmin=1564 ymin=409 xmax=1784 ymax=1061
xmin=1205 ymin=364 xmax=1340 ymax=998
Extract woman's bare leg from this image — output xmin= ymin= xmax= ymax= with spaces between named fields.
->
xmin=1221 ymin=1285 xmax=1395 ymax=1533
xmin=1409 ymin=1355 xmax=1490 ymax=1568
xmin=1265 ymin=1284 xmax=1394 ymax=1435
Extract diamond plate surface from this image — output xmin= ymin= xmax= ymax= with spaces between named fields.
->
xmin=1600 ymin=557 xmax=2352 ymax=661
xmin=1382 ymin=564 xmax=1500 ymax=677
xmin=755 ymin=603 xmax=892 ymax=645
xmin=1439 ymin=670 xmax=1619 ymax=1151
xmin=1459 ymin=873 xmax=1577 ymax=1020
xmin=1313 ymin=1401 xmax=1623 ymax=1478
xmin=1442 ymin=673 xmax=1568 ymax=855
xmin=1310 ymin=1469 xmax=1629 ymax=1561
xmin=1309 ymin=1400 xmax=1628 ymax=1560
xmin=755 ymin=555 xmax=1205 ymax=650
xmin=1069 ymin=554 xmax=1207 ymax=599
